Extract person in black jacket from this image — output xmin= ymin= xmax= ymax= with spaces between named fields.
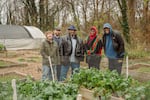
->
xmin=59 ymin=25 xmax=84 ymax=81
xmin=102 ymin=23 xmax=125 ymax=74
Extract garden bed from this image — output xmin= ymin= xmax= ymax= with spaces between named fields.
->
xmin=0 ymin=71 xmax=33 ymax=82
xmin=127 ymin=63 xmax=150 ymax=82
xmin=0 ymin=60 xmax=27 ymax=68
xmin=70 ymin=68 xmax=149 ymax=100
xmin=129 ymin=63 xmax=150 ymax=70
xmin=79 ymin=88 xmax=124 ymax=100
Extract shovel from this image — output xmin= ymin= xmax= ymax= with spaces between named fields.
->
xmin=48 ymin=56 xmax=55 ymax=81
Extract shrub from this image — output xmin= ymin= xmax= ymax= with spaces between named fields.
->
xmin=0 ymin=44 xmax=6 ymax=51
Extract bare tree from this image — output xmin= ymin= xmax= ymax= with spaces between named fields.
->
xmin=143 ymin=0 xmax=149 ymax=33
xmin=64 ymin=0 xmax=81 ymax=30
xmin=80 ymin=0 xmax=89 ymax=31
xmin=143 ymin=0 xmax=150 ymax=43
xmin=117 ymin=0 xmax=130 ymax=43
xmin=22 ymin=0 xmax=38 ymax=26
xmin=128 ymin=0 xmax=136 ymax=28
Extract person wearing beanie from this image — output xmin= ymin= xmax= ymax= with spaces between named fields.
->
xmin=84 ymin=26 xmax=103 ymax=69
xmin=59 ymin=25 xmax=84 ymax=81
xmin=102 ymin=23 xmax=125 ymax=74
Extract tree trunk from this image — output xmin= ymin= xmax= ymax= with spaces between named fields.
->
xmin=128 ymin=0 xmax=135 ymax=28
xmin=81 ymin=1 xmax=88 ymax=31
xmin=117 ymin=0 xmax=130 ymax=43
xmin=143 ymin=0 xmax=150 ymax=44
xmin=39 ymin=0 xmax=45 ymax=30
xmin=30 ymin=0 xmax=38 ymax=26
xmin=70 ymin=2 xmax=80 ymax=31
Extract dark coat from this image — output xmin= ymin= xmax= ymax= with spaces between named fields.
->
xmin=103 ymin=30 xmax=125 ymax=58
xmin=84 ymin=36 xmax=103 ymax=55
xmin=60 ymin=34 xmax=84 ymax=65
xmin=84 ymin=35 xmax=103 ymax=66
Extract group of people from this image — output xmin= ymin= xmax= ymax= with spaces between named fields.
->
xmin=40 ymin=23 xmax=125 ymax=81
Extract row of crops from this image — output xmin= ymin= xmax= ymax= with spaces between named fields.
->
xmin=0 ymin=68 xmax=150 ymax=100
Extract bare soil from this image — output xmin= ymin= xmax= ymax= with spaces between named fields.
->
xmin=0 ymin=50 xmax=42 ymax=80
xmin=0 ymin=50 xmax=150 ymax=82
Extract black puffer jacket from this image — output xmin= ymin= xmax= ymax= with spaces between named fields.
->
xmin=60 ymin=34 xmax=84 ymax=65
xmin=103 ymin=30 xmax=125 ymax=58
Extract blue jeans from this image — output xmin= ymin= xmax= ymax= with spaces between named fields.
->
xmin=42 ymin=65 xmax=56 ymax=81
xmin=60 ymin=62 xmax=80 ymax=81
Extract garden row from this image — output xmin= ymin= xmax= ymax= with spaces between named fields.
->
xmin=0 ymin=68 xmax=150 ymax=100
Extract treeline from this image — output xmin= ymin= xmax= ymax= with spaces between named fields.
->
xmin=0 ymin=0 xmax=149 ymax=44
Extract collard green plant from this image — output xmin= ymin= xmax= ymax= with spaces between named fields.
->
xmin=17 ymin=78 xmax=78 ymax=100
xmin=0 ymin=82 xmax=13 ymax=100
xmin=69 ymin=68 xmax=149 ymax=99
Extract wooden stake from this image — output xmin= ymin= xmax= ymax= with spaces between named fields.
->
xmin=12 ymin=79 xmax=17 ymax=100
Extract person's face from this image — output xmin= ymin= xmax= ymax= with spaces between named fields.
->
xmin=54 ymin=30 xmax=61 ymax=36
xmin=90 ymin=29 xmax=95 ymax=35
xmin=104 ymin=28 xmax=110 ymax=34
xmin=46 ymin=33 xmax=53 ymax=40
xmin=68 ymin=30 xmax=76 ymax=36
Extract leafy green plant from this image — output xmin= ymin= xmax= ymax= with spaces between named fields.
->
xmin=0 ymin=44 xmax=5 ymax=51
xmin=69 ymin=68 xmax=149 ymax=99
xmin=0 ymin=81 xmax=13 ymax=100
xmin=17 ymin=78 xmax=78 ymax=100
xmin=143 ymin=81 xmax=150 ymax=99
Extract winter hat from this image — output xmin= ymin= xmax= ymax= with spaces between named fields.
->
xmin=68 ymin=25 xmax=77 ymax=31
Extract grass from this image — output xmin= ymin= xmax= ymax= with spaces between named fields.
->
xmin=137 ymin=67 xmax=150 ymax=73
xmin=126 ymin=42 xmax=150 ymax=59
xmin=0 ymin=74 xmax=23 ymax=82
xmin=0 ymin=60 xmax=15 ymax=68
xmin=128 ymin=51 xmax=150 ymax=59
xmin=18 ymin=58 xmax=26 ymax=62
xmin=18 ymin=56 xmax=41 ymax=63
